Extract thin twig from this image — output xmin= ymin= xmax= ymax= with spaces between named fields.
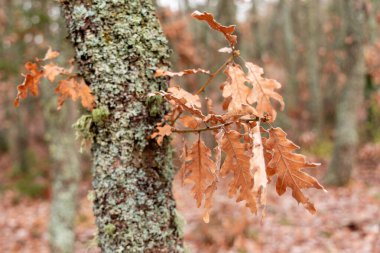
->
xmin=172 ymin=121 xmax=234 ymax=133
xmin=172 ymin=116 xmax=261 ymax=133
xmin=195 ymin=55 xmax=234 ymax=95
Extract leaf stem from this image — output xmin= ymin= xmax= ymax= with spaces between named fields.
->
xmin=195 ymin=55 xmax=234 ymax=95
xmin=172 ymin=116 xmax=260 ymax=133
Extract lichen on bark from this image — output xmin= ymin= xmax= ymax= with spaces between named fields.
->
xmin=60 ymin=1 xmax=183 ymax=252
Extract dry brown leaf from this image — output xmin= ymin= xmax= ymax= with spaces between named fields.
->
xmin=220 ymin=130 xmax=257 ymax=213
xmin=180 ymin=115 xmax=202 ymax=129
xmin=43 ymin=63 xmax=65 ymax=82
xmin=203 ymin=181 xmax=217 ymax=223
xmin=14 ymin=62 xmax=44 ymax=107
xmin=183 ymin=137 xmax=217 ymax=209
xmin=151 ymin=124 xmax=173 ymax=146
xmin=178 ymin=142 xmax=189 ymax=186
xmin=266 ymin=127 xmax=326 ymax=214
xmin=160 ymin=87 xmax=205 ymax=119
xmin=55 ymin=78 xmax=95 ymax=110
xmin=43 ymin=47 xmax=60 ymax=61
xmin=214 ymin=129 xmax=224 ymax=170
xmin=155 ymin=68 xmax=210 ymax=77
xmin=250 ymin=122 xmax=267 ymax=215
xmin=192 ymin=11 xmax=237 ymax=47
xmin=246 ymin=62 xmax=284 ymax=122
xmin=222 ymin=64 xmax=258 ymax=117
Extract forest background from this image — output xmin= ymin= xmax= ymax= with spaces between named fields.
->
xmin=0 ymin=0 xmax=380 ymax=252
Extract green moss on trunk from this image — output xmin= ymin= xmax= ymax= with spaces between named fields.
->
xmin=60 ymin=1 xmax=183 ymax=252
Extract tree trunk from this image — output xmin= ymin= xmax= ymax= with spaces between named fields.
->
xmin=250 ymin=0 xmax=263 ymax=62
xmin=42 ymin=1 xmax=81 ymax=251
xmin=325 ymin=0 xmax=366 ymax=186
xmin=60 ymin=1 xmax=184 ymax=252
xmin=45 ymin=102 xmax=80 ymax=253
xmin=306 ymin=0 xmax=323 ymax=135
xmin=280 ymin=0 xmax=298 ymax=112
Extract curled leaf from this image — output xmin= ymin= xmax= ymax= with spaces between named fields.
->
xmin=250 ymin=122 xmax=267 ymax=215
xmin=159 ymin=87 xmax=205 ymax=119
xmin=155 ymin=68 xmax=210 ymax=77
xmin=192 ymin=11 xmax=237 ymax=47
xmin=43 ymin=47 xmax=60 ymax=61
xmin=14 ymin=62 xmax=44 ymax=107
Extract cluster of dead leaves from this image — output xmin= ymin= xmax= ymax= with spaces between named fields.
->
xmin=151 ymin=11 xmax=326 ymax=222
xmin=365 ymin=41 xmax=380 ymax=84
xmin=14 ymin=48 xmax=95 ymax=110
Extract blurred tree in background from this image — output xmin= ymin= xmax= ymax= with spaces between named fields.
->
xmin=0 ymin=0 xmax=80 ymax=252
xmin=1 ymin=0 xmax=380 ymax=252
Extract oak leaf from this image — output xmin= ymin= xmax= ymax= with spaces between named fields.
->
xmin=250 ymin=122 xmax=267 ymax=214
xmin=151 ymin=124 xmax=172 ymax=146
xmin=43 ymin=63 xmax=65 ymax=82
xmin=183 ymin=138 xmax=217 ymax=209
xmin=246 ymin=62 xmax=284 ymax=121
xmin=220 ymin=130 xmax=257 ymax=213
xmin=155 ymin=68 xmax=210 ymax=77
xmin=159 ymin=87 xmax=204 ymax=119
xmin=43 ymin=47 xmax=60 ymax=61
xmin=14 ymin=62 xmax=44 ymax=107
xmin=222 ymin=64 xmax=258 ymax=117
xmin=192 ymin=11 xmax=237 ymax=47
xmin=203 ymin=181 xmax=217 ymax=223
xmin=180 ymin=115 xmax=202 ymax=129
xmin=266 ymin=127 xmax=326 ymax=214
xmin=55 ymin=78 xmax=95 ymax=110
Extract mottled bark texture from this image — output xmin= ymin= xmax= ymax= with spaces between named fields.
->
xmin=326 ymin=0 xmax=366 ymax=186
xmin=60 ymin=1 xmax=183 ymax=252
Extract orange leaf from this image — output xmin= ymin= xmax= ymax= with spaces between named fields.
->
xmin=43 ymin=63 xmax=65 ymax=82
xmin=246 ymin=62 xmax=284 ymax=122
xmin=151 ymin=124 xmax=172 ymax=146
xmin=180 ymin=115 xmax=202 ymax=129
xmin=55 ymin=78 xmax=95 ymax=110
xmin=266 ymin=128 xmax=326 ymax=214
xmin=183 ymin=137 xmax=217 ymax=209
xmin=159 ymin=87 xmax=205 ymax=119
xmin=220 ymin=130 xmax=257 ymax=213
xmin=192 ymin=11 xmax=237 ymax=47
xmin=222 ymin=64 xmax=258 ymax=117
xmin=203 ymin=181 xmax=217 ymax=223
xmin=14 ymin=62 xmax=44 ymax=107
xmin=43 ymin=47 xmax=60 ymax=61
xmin=155 ymin=68 xmax=210 ymax=77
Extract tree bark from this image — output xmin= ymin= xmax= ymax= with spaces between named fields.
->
xmin=306 ymin=0 xmax=323 ymax=135
xmin=45 ymin=102 xmax=80 ymax=253
xmin=60 ymin=1 xmax=184 ymax=252
xmin=326 ymin=0 xmax=366 ymax=186
xmin=280 ymin=0 xmax=298 ymax=112
xmin=250 ymin=0 xmax=263 ymax=62
xmin=42 ymin=1 xmax=81 ymax=251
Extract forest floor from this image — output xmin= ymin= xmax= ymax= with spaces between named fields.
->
xmin=0 ymin=143 xmax=380 ymax=253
